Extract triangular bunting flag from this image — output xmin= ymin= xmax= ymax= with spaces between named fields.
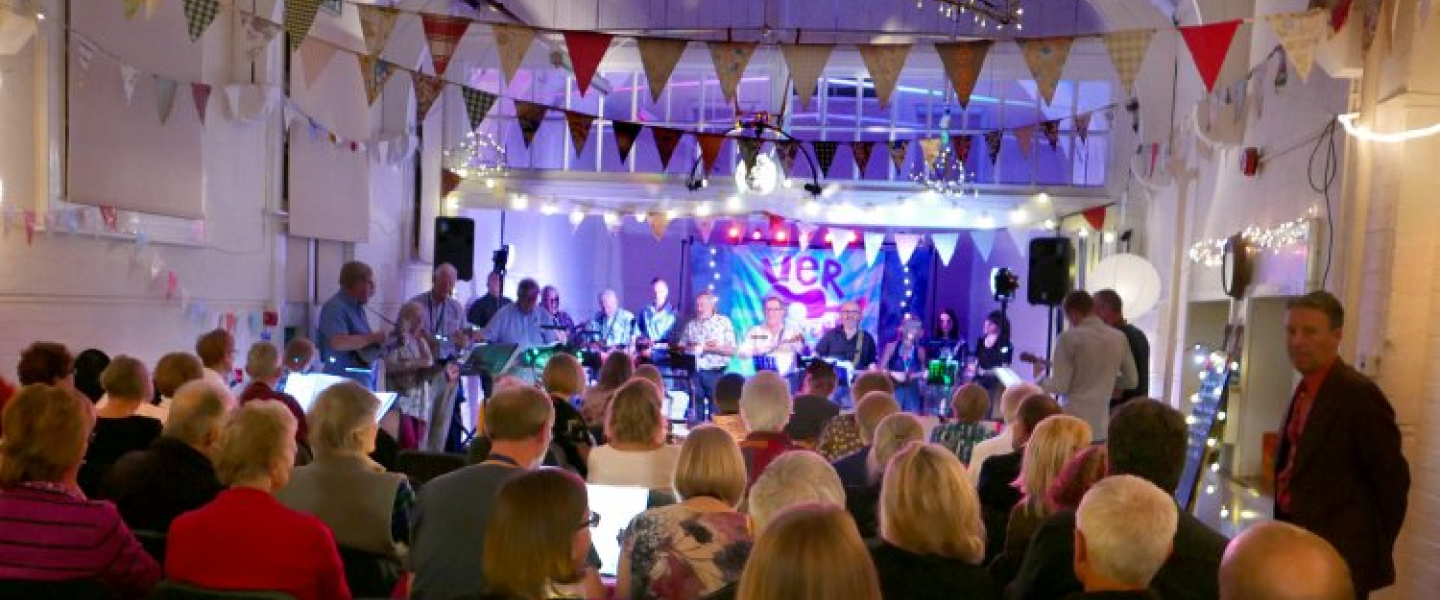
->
xmin=155 ymin=76 xmax=178 ymax=124
xmin=796 ymin=222 xmax=818 ymax=248
xmin=857 ymin=44 xmax=912 ymax=109
xmin=1040 ymin=119 xmax=1061 ymax=150
xmin=461 ymin=86 xmax=497 ymax=131
xmin=851 ymin=141 xmax=876 ymax=172
xmin=563 ymin=31 xmax=614 ymax=96
xmin=776 ymin=140 xmax=801 ymax=175
xmin=441 ymin=169 xmax=463 ymax=197
xmin=565 ymin=111 xmax=596 ymax=156
xmin=1015 ymin=126 xmax=1035 ymax=157
xmin=1102 ymin=30 xmax=1154 ymax=96
xmin=984 ymin=131 xmax=1003 ymax=164
xmin=1007 ymin=227 xmax=1031 ymax=258
xmin=894 ymin=234 xmax=921 ymax=265
xmin=695 ymin=217 xmax=717 ymax=243
xmin=181 ymin=0 xmax=220 ymax=42
xmin=493 ymin=24 xmax=538 ymax=85
xmin=780 ymin=44 xmax=834 ymax=110
xmin=830 ymin=229 xmax=857 ymax=258
xmin=697 ymin=133 xmax=727 ymax=174
xmin=299 ymin=39 xmax=338 ymax=88
xmin=284 ymin=0 xmax=323 ymax=52
xmin=863 ymin=232 xmax=886 ymax=267
xmin=358 ymin=5 xmax=400 ymax=56
xmin=653 ymin=127 xmax=683 ymax=170
xmin=637 ymin=37 xmax=688 ymax=103
xmin=1074 ymin=112 xmax=1093 ymax=144
xmin=648 ymin=212 xmax=670 ymax=241
xmin=970 ymin=230 xmax=996 ymax=261
xmin=889 ymin=140 xmax=909 ymax=172
xmin=1180 ymin=20 xmax=1243 ymax=92
xmin=933 ymin=41 xmax=992 ymax=109
xmin=812 ymin=141 xmax=839 ymax=177
xmin=420 ymin=14 xmax=471 ymax=76
xmin=708 ymin=42 xmax=758 ymax=104
xmin=919 ymin=138 xmax=942 ymax=166
xmin=242 ymin=15 xmax=282 ymax=61
xmin=738 ymin=137 xmax=762 ymax=171
xmin=1082 ymin=206 xmax=1107 ymax=232
xmin=613 ymin=121 xmax=643 ymax=164
xmin=191 ymin=83 xmax=211 ymax=124
xmin=412 ymin=72 xmax=446 ymax=120
xmin=120 ymin=64 xmax=141 ymax=104
xmin=513 ymin=100 xmax=549 ymax=148
xmin=931 ymin=233 xmax=959 ymax=266
xmin=1019 ymin=37 xmax=1074 ymax=106
xmin=359 ymin=56 xmax=395 ymax=105
xmin=952 ymin=136 xmax=973 ymax=164
xmin=1266 ymin=9 xmax=1329 ymax=82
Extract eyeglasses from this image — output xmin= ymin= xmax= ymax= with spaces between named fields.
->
xmin=840 ymin=310 xmax=861 ymax=315
xmin=579 ymin=511 xmax=601 ymax=530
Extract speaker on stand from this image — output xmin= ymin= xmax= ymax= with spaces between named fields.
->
xmin=434 ymin=217 xmax=476 ymax=281
xmin=1027 ymin=237 xmax=1075 ymax=364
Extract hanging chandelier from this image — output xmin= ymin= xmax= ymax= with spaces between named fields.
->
xmin=918 ymin=0 xmax=1025 ymax=29
xmin=443 ymin=130 xmax=508 ymax=187
xmin=912 ymin=109 xmax=980 ymax=200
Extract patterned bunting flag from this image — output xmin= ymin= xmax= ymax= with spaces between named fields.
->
xmin=181 ymin=0 xmax=219 ymax=42
xmin=857 ymin=44 xmax=912 ymax=109
xmin=563 ymin=31 xmax=614 ymax=96
xmin=461 ymin=85 xmax=498 ymax=131
xmin=513 ymin=100 xmax=549 ymax=148
xmin=1102 ymin=30 xmax=1154 ymax=97
xmin=1014 ymin=125 xmax=1035 ymax=157
xmin=565 ymin=111 xmax=595 ymax=156
xmin=493 ymin=24 xmax=538 ymax=85
xmin=708 ymin=42 xmax=758 ymax=104
xmin=648 ymin=212 xmax=670 ymax=241
xmin=1266 ymin=9 xmax=1329 ymax=82
xmin=696 ymin=134 xmax=727 ymax=175
xmin=951 ymin=136 xmax=973 ymax=164
xmin=933 ymin=41 xmax=992 ymax=109
xmin=191 ymin=83 xmax=211 ymax=124
xmin=889 ymin=140 xmax=909 ymax=172
xmin=812 ymin=141 xmax=839 ymax=177
xmin=359 ymin=56 xmax=394 ymax=105
xmin=919 ymin=138 xmax=942 ymax=166
xmin=776 ymin=140 xmax=802 ymax=175
xmin=613 ymin=121 xmax=643 ymax=163
xmin=155 ymin=76 xmax=178 ymax=124
xmin=1180 ymin=20 xmax=1243 ymax=92
xmin=1074 ymin=112 xmax=1093 ymax=144
xmin=738 ymin=137 xmax=762 ymax=171
xmin=780 ymin=44 xmax=834 ymax=110
xmin=1019 ymin=37 xmax=1074 ymax=106
xmin=652 ymin=127 xmax=683 ymax=170
xmin=421 ymin=14 xmax=471 ymax=76
xmin=637 ymin=38 xmax=688 ymax=103
xmin=984 ymin=130 xmax=1004 ymax=164
xmin=1040 ymin=119 xmax=1061 ymax=150
xmin=851 ymin=141 xmax=876 ymax=172
xmin=358 ymin=6 xmax=400 ymax=56
xmin=412 ymin=72 xmax=446 ymax=120
xmin=284 ymin=0 xmax=323 ymax=52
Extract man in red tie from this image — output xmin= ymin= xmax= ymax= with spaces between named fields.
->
xmin=1275 ymin=291 xmax=1408 ymax=598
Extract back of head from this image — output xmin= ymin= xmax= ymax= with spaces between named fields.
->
xmin=153 ymin=352 xmax=205 ymax=398
xmin=244 ymin=342 xmax=282 ymax=382
xmin=1093 ymin=289 xmax=1123 ymax=316
xmin=72 ymin=349 xmax=111 ymax=403
xmin=100 ymin=355 xmax=151 ymax=401
xmin=597 ymin=351 xmax=635 ymax=390
xmin=195 ymin=328 xmax=234 ymax=369
xmin=633 ymin=364 xmax=664 ymax=391
xmin=998 ymin=382 xmax=1044 ymax=424
xmin=748 ymin=451 xmax=846 ymax=531
xmin=1220 ymin=521 xmax=1354 ymax=600
xmin=674 ymin=425 xmax=747 ymax=507
xmin=166 ymin=379 xmax=233 ymax=448
xmin=484 ymin=468 xmax=589 ymax=599
xmin=855 ymin=392 xmax=901 ymax=445
xmin=851 ymin=371 xmax=895 ymax=401
xmin=485 ymin=386 xmax=555 ymax=442
xmin=542 ymin=353 xmax=586 ymax=398
xmin=881 ymin=443 xmax=984 ymax=564
xmin=1107 ymin=399 xmax=1187 ymax=493
xmin=17 ymin=341 xmax=74 ymax=386
xmin=1046 ymin=444 xmax=1108 ymax=514
xmin=215 ymin=401 xmax=297 ymax=487
xmin=1018 ymin=415 xmax=1092 ymax=514
xmin=309 ymin=381 xmax=379 ymax=455
xmin=951 ymin=383 xmax=990 ymax=423
xmin=866 ymin=413 xmax=924 ymax=479
xmin=1015 ymin=393 xmax=1062 ymax=438
xmin=606 ymin=379 xmax=664 ymax=444
xmin=284 ymin=338 xmax=317 ymax=372
xmin=737 ymin=504 xmax=881 ymax=600
xmin=0 ymin=385 xmax=93 ymax=488
xmin=1076 ymin=475 xmax=1178 ymax=590
xmin=803 ymin=360 xmax=838 ymax=396
xmin=740 ymin=371 xmax=793 ymax=433
xmin=714 ymin=373 xmax=746 ymax=415
xmin=1062 ymin=290 xmax=1095 ymax=317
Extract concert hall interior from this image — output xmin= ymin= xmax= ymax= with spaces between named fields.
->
xmin=0 ymin=0 xmax=1435 ymax=598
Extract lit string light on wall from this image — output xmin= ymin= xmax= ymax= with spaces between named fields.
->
xmin=917 ymin=0 xmax=1025 ymax=29
xmin=1187 ymin=217 xmax=1310 ymax=267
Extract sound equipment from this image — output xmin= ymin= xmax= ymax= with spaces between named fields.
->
xmin=1027 ymin=237 xmax=1074 ymax=306
xmin=434 ymin=217 xmax=476 ymax=281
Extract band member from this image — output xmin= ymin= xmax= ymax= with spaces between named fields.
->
xmin=483 ymin=278 xmax=567 ymax=352
xmin=932 ymin=308 xmax=963 ymax=358
xmin=1034 ymin=291 xmax=1137 ymax=442
xmin=541 ymin=285 xmax=578 ymax=334
xmin=408 ymin=263 xmax=472 ymax=453
xmin=466 ymin=271 xmax=511 ymax=329
xmin=739 ymin=297 xmax=806 ymax=376
xmin=584 ymin=289 xmax=638 ymax=350
xmin=814 ymin=301 xmax=878 ymax=407
xmin=637 ymin=278 xmax=677 ymax=344
xmin=878 ymin=317 xmax=928 ymax=414
xmin=317 ymin=261 xmax=389 ymax=388
xmin=968 ymin=310 xmax=1014 ymax=414
xmin=678 ymin=291 xmax=737 ymax=419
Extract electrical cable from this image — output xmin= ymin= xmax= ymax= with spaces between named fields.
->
xmin=1307 ymin=118 xmax=1339 ymax=288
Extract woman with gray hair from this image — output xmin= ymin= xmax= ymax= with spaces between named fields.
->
xmin=738 ymin=371 xmax=795 ymax=485
xmin=877 ymin=317 xmax=928 ymax=414
xmin=386 ymin=300 xmax=436 ymax=449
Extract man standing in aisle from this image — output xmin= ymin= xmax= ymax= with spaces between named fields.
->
xmin=317 ymin=261 xmax=390 ymax=388
xmin=677 ymin=291 xmax=736 ymax=420
xmin=584 ymin=289 xmax=638 ymax=350
xmin=1035 ymin=291 xmax=1136 ymax=441
xmin=1275 ymin=291 xmax=1408 ymax=599
xmin=813 ymin=301 xmax=878 ymax=406
xmin=467 ymin=271 xmax=511 ymax=329
xmin=637 ymin=278 xmax=677 ymax=344
xmin=1094 ymin=289 xmax=1149 ymax=409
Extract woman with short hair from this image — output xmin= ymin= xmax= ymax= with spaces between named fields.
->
xmin=877 ymin=317 xmax=928 ymax=414
xmin=736 ymin=504 xmax=880 ymax=600
xmin=540 ymin=353 xmax=594 ymax=477
xmin=617 ymin=426 xmax=752 ymax=600
xmin=478 ymin=468 xmax=603 ymax=599
xmin=581 ymin=351 xmax=635 ymax=434
xmin=930 ymin=383 xmax=999 ymax=466
xmin=586 ymin=379 xmax=680 ymax=491
xmin=80 ymin=356 xmax=164 ymax=496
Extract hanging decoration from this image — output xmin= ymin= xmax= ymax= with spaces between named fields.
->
xmin=563 ymin=31 xmax=614 ymax=97
xmin=652 ymin=127 xmax=684 ymax=170
xmin=708 ymin=42 xmax=759 ymax=104
xmin=181 ymin=0 xmax=219 ymax=42
xmin=190 ymin=83 xmax=211 ymax=124
xmin=889 ymin=140 xmax=909 ymax=172
xmin=830 ymin=228 xmax=858 ymax=258
xmin=1188 ymin=217 xmax=1310 ymax=266
xmin=613 ymin=120 xmax=643 ymax=163
xmin=493 ymin=23 xmax=537 ymax=85
xmin=812 ymin=141 xmax=839 ymax=177
xmin=1266 ymin=8 xmax=1329 ymax=82
xmin=443 ymin=130 xmax=508 ymax=181
xmin=893 ymin=233 xmax=922 ymax=264
xmin=780 ymin=44 xmax=834 ymax=110
xmin=970 ymin=229 xmax=996 ymax=260
xmin=857 ymin=44 xmax=913 ymax=109
xmin=514 ymin=100 xmax=549 ymax=148
xmin=1180 ymin=20 xmax=1244 ymax=92
xmin=420 ymin=14 xmax=471 ymax=76
xmin=357 ymin=6 xmax=400 ymax=56
xmin=461 ymin=85 xmax=498 ymax=131
xmin=636 ymin=37 xmax=688 ymax=103
xmin=1102 ymin=29 xmax=1154 ymax=97
xmin=931 ymin=232 xmax=960 ymax=266
xmin=863 ymin=231 xmax=886 ymax=266
xmin=697 ymin=133 xmax=727 ymax=174
xmin=851 ymin=141 xmax=876 ymax=172
xmin=155 ymin=76 xmax=178 ymax=124
xmin=284 ymin=0 xmax=323 ymax=52
xmin=984 ymin=130 xmax=1004 ymax=164
xmin=1018 ymin=37 xmax=1074 ymax=106
xmin=412 ymin=72 xmax=446 ymax=119
xmin=934 ymin=40 xmax=992 ymax=109
xmin=565 ymin=111 xmax=595 ymax=155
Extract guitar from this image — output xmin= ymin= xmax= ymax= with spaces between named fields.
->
xmin=1017 ymin=351 xmax=1051 ymax=376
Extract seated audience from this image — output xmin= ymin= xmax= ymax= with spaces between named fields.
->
xmin=930 ymin=383 xmax=998 ymax=465
xmin=73 ymin=348 xmax=111 ymax=403
xmin=784 ymin=361 xmax=840 ymax=446
xmin=386 ymin=301 xmax=436 ymax=449
xmin=969 ymin=382 xmax=1044 ymax=479
xmin=978 ymin=393 xmax=1060 ymax=562
xmin=80 ymin=357 xmax=166 ymax=495
xmin=166 ymin=402 xmax=349 ymax=600
xmin=815 ymin=371 xmax=894 ymax=461
xmin=581 ymin=350 xmax=634 ymax=434
xmin=1219 ymin=521 xmax=1354 ymax=600
xmin=477 ymin=468 xmax=604 ymax=600
xmin=992 ymin=415 xmax=1092 ymax=585
xmin=0 ymin=384 xmax=160 ymax=599
xmin=278 ymin=381 xmax=412 ymax=597
xmin=871 ymin=443 xmax=999 ymax=600
xmin=195 ymin=328 xmax=238 ymax=388
xmin=0 ymin=376 xmax=13 ymax=412
xmin=633 ymin=364 xmax=673 ymax=423
xmin=847 ymin=413 xmax=925 ymax=539
xmin=153 ymin=351 xmax=205 ymax=410
xmin=285 ymin=337 xmax=318 ymax=375
xmin=16 ymin=341 xmax=74 ymax=387
xmin=97 ymin=354 xmax=168 ymax=422
xmin=100 ymin=379 xmax=229 ymax=533
xmin=738 ymin=371 xmax=795 ymax=484
xmin=709 ymin=373 xmax=748 ymax=443
xmin=411 ymin=387 xmax=555 ymax=600
xmin=735 ymin=504 xmax=881 ymax=600
xmin=1008 ymin=399 xmax=1228 ymax=600
xmin=1070 ymin=475 xmax=1178 ymax=599
xmin=831 ymin=391 xmax=901 ymax=488
xmin=1045 ymin=445 xmax=1107 ymax=514
xmin=587 ymin=379 xmax=681 ymax=491
xmin=541 ymin=353 xmax=595 ymax=477
xmin=238 ymin=341 xmax=310 ymax=450
xmin=618 ymin=426 xmax=752 ymax=600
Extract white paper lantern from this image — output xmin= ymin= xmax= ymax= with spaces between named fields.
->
xmin=1087 ymin=253 xmax=1162 ymax=320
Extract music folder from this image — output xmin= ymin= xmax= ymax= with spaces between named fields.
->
xmin=991 ymin=367 xmax=1023 ymax=387
xmin=460 ymin=343 xmax=520 ymax=376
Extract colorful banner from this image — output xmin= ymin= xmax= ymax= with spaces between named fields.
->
xmin=563 ymin=31 xmax=614 ymax=96
xmin=182 ymin=0 xmax=220 ymax=42
xmin=358 ymin=6 xmax=400 ymax=56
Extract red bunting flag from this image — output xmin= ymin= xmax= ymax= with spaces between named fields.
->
xmin=441 ymin=169 xmax=463 ymax=197
xmin=1082 ymin=206 xmax=1107 ymax=232
xmin=653 ymin=127 xmax=683 ymax=170
xmin=420 ymin=14 xmax=470 ymax=76
xmin=951 ymin=136 xmax=972 ymax=164
xmin=696 ymin=134 xmax=727 ymax=175
xmin=563 ymin=31 xmax=614 ymax=97
xmin=1040 ymin=119 xmax=1061 ymax=150
xmin=851 ymin=141 xmax=876 ymax=172
xmin=1180 ymin=20 xmax=1244 ymax=92
xmin=191 ymin=83 xmax=211 ymax=124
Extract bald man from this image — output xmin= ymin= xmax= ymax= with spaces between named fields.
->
xmin=1220 ymin=521 xmax=1354 ymax=600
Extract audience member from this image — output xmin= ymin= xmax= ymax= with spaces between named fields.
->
xmin=587 ymin=379 xmax=681 ymax=491
xmin=238 ymin=341 xmax=310 ymax=452
xmin=477 ymin=468 xmax=604 ymax=600
xmin=1219 ymin=521 xmax=1354 ymax=600
xmin=831 ymin=391 xmax=901 ymax=488
xmin=581 ymin=350 xmax=634 ymax=434
xmin=814 ymin=371 xmax=894 ymax=461
xmin=97 ymin=354 xmax=168 ymax=422
xmin=709 ymin=373 xmax=748 ymax=443
xmin=99 ymin=380 xmax=229 ymax=533
xmin=1070 ymin=475 xmax=1178 ymax=599
xmin=386 ymin=301 xmax=437 ymax=449
xmin=634 ymin=363 xmax=666 ymax=391
xmin=735 ymin=504 xmax=881 ymax=600
xmin=16 ymin=341 xmax=74 ymax=386
xmin=847 ymin=412 xmax=924 ymax=539
xmin=930 ymin=383 xmax=998 ymax=465
xmin=992 ymin=415 xmax=1092 ymax=585
xmin=871 ymin=443 xmax=1000 ymax=600
xmin=977 ymin=393 xmax=1060 ymax=562
xmin=80 ymin=358 xmax=166 ymax=496
xmin=618 ymin=426 xmax=752 ymax=600
xmin=167 ymin=402 xmax=348 ymax=600
xmin=153 ymin=351 xmax=204 ymax=409
xmin=410 ymin=386 xmax=554 ymax=599
xmin=73 ymin=348 xmax=111 ymax=403
xmin=0 ymin=384 xmax=160 ymax=599
xmin=541 ymin=353 xmax=595 ymax=477
xmin=1008 ymin=399 xmax=1228 ymax=600
xmin=195 ymin=328 xmax=237 ymax=388
xmin=1045 ymin=445 xmax=1107 ymax=514
xmin=738 ymin=371 xmax=795 ymax=484
xmin=970 ymin=382 xmax=1044 ymax=479
xmin=285 ymin=337 xmax=318 ymax=375
xmin=785 ymin=360 xmax=841 ymax=446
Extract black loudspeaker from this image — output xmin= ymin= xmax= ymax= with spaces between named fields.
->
xmin=434 ymin=217 xmax=476 ymax=281
xmin=1027 ymin=237 xmax=1074 ymax=306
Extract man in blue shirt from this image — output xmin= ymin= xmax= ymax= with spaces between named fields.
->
xmin=317 ymin=261 xmax=389 ymax=388
xmin=637 ymin=277 xmax=677 ymax=344
xmin=584 ymin=289 xmax=637 ymax=350
xmin=483 ymin=278 xmax=565 ymax=352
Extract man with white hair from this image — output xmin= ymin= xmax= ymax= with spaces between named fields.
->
xmin=737 ymin=371 xmax=796 ymax=484
xmin=409 ymin=263 xmax=472 ymax=362
xmin=1072 ymin=475 xmax=1177 ymax=599
xmin=584 ymin=289 xmax=638 ymax=350
xmin=1220 ymin=521 xmax=1354 ymax=600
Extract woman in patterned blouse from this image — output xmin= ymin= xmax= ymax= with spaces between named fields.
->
xmin=930 ymin=384 xmax=999 ymax=466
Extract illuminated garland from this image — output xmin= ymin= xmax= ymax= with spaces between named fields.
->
xmin=1187 ymin=217 xmax=1309 ymax=267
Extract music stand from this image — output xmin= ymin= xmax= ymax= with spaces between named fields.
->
xmin=460 ymin=343 xmax=520 ymax=377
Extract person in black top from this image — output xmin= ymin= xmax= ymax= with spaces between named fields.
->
xmin=814 ymin=301 xmax=877 ymax=408
xmin=72 ymin=349 xmax=111 ymax=404
xmin=969 ymin=310 xmax=1013 ymax=417
xmin=79 ymin=356 xmax=164 ymax=496
xmin=467 ymin=271 xmax=513 ymax=329
xmin=539 ymin=354 xmax=594 ymax=478
xmin=784 ymin=360 xmax=840 ymax=445
xmin=977 ymin=394 xmax=1060 ymax=563
xmin=1093 ymin=289 xmax=1149 ymax=409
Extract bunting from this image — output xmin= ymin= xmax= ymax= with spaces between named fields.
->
xmin=737 ymin=137 xmax=763 ymax=171
xmin=970 ymin=230 xmax=995 ymax=261
xmin=653 ymin=127 xmax=683 ymax=170
xmin=1102 ymin=30 xmax=1154 ymax=96
xmin=637 ymin=37 xmax=688 ymax=103
xmin=851 ymin=141 xmax=876 ymax=172
xmin=493 ymin=24 xmax=538 ymax=85
xmin=1082 ymin=206 xmax=1107 ymax=232
xmin=648 ymin=212 xmax=670 ymax=241
xmin=1266 ymin=9 xmax=1329 ymax=82
xmin=697 ymin=133 xmax=727 ymax=174
xmin=358 ymin=6 xmax=400 ymax=56
xmin=123 ymin=0 xmax=145 ymax=19
xmin=420 ymin=14 xmax=471 ymax=76
xmin=514 ymin=100 xmax=549 ymax=148
xmin=919 ymin=138 xmax=942 ymax=166
xmin=155 ymin=76 xmax=178 ymax=124
xmin=894 ymin=234 xmax=922 ymax=265
xmin=1006 ymin=227 xmax=1031 ymax=258
xmin=863 ymin=232 xmax=886 ymax=267
xmin=708 ymin=42 xmax=758 ymax=104
xmin=1180 ymin=20 xmax=1243 ymax=92
xmin=952 ymin=136 xmax=973 ymax=164
xmin=299 ymin=39 xmax=338 ymax=87
xmin=857 ymin=44 xmax=912 ymax=109
xmin=795 ymin=222 xmax=818 ymax=248
xmin=613 ymin=121 xmax=643 ymax=163
xmin=412 ymin=72 xmax=446 ymax=119
xmin=889 ymin=140 xmax=909 ymax=172
xmin=565 ymin=111 xmax=595 ymax=155
xmin=1074 ymin=112 xmax=1093 ymax=143
xmin=695 ymin=217 xmax=716 ymax=243
xmin=1014 ymin=125 xmax=1035 ymax=157
xmin=564 ymin=31 xmax=614 ymax=96
xmin=777 ymin=140 xmax=802 ymax=175
xmin=812 ymin=141 xmax=839 ymax=177
xmin=1040 ymin=119 xmax=1061 ymax=150
xmin=931 ymin=232 xmax=960 ymax=266
xmin=181 ymin=0 xmax=220 ymax=42
xmin=191 ymin=83 xmax=211 ymax=124
xmin=830 ymin=229 xmax=857 ymax=258
xmin=461 ymin=86 xmax=497 ymax=131
xmin=984 ymin=130 xmax=1003 ymax=164
xmin=242 ymin=15 xmax=283 ymax=61
xmin=359 ymin=56 xmax=394 ymax=105
xmin=1018 ymin=37 xmax=1074 ymax=105
xmin=933 ymin=41 xmax=992 ymax=109
xmin=284 ymin=0 xmax=323 ymax=52
xmin=780 ymin=44 xmax=834 ymax=110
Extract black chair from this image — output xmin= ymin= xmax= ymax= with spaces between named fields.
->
xmin=336 ymin=546 xmax=402 ymax=599
xmin=132 ymin=529 xmax=168 ymax=564
xmin=395 ymin=450 xmax=467 ymax=488
xmin=146 ymin=580 xmax=296 ymax=600
xmin=0 ymin=578 xmax=110 ymax=600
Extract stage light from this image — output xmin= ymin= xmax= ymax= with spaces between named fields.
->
xmin=696 ymin=202 xmax=713 ymax=217
xmin=569 ymin=209 xmax=585 ymax=227
xmin=1043 ymin=219 xmax=1057 ymax=229
xmin=734 ymin=155 xmax=780 ymax=194
xmin=803 ymin=199 xmax=821 ymax=216
xmin=1036 ymin=192 xmax=1050 ymax=204
xmin=776 ymin=229 xmax=789 ymax=242
xmin=1103 ymin=231 xmax=1117 ymax=243
xmin=726 ymin=195 xmax=744 ymax=212
xmin=728 ymin=225 xmax=742 ymax=239
xmin=484 ymin=178 xmax=497 ymax=189
xmin=540 ymin=203 xmax=559 ymax=215
xmin=1077 ymin=228 xmax=1090 ymax=238
xmin=824 ymin=232 xmax=834 ymax=243
xmin=990 ymin=268 xmax=1019 ymax=302
xmin=634 ymin=212 xmax=648 ymax=223
xmin=751 ymin=230 xmax=763 ymax=241
xmin=666 ymin=208 xmax=679 ymax=220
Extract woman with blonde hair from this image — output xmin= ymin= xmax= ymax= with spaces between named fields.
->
xmin=990 ymin=414 xmax=1092 ymax=585
xmin=847 ymin=412 xmax=925 ymax=539
xmin=736 ymin=504 xmax=880 ymax=600
xmin=877 ymin=317 xmax=928 ymax=413
xmin=479 ymin=468 xmax=603 ymax=599
xmin=586 ymin=379 xmax=681 ymax=491
xmin=872 ymin=443 xmax=999 ymax=599
xmin=617 ymin=426 xmax=752 ymax=599
xmin=386 ymin=301 xmax=436 ymax=449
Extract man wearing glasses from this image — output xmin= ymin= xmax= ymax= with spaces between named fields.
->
xmin=541 ymin=285 xmax=577 ymax=336
xmin=740 ymin=296 xmax=806 ymax=378
xmin=813 ymin=301 xmax=878 ymax=406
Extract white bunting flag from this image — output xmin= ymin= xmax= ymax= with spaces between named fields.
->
xmin=970 ymin=229 xmax=996 ymax=261
xmin=931 ymin=233 xmax=960 ymax=266
xmin=863 ymin=231 xmax=886 ymax=267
